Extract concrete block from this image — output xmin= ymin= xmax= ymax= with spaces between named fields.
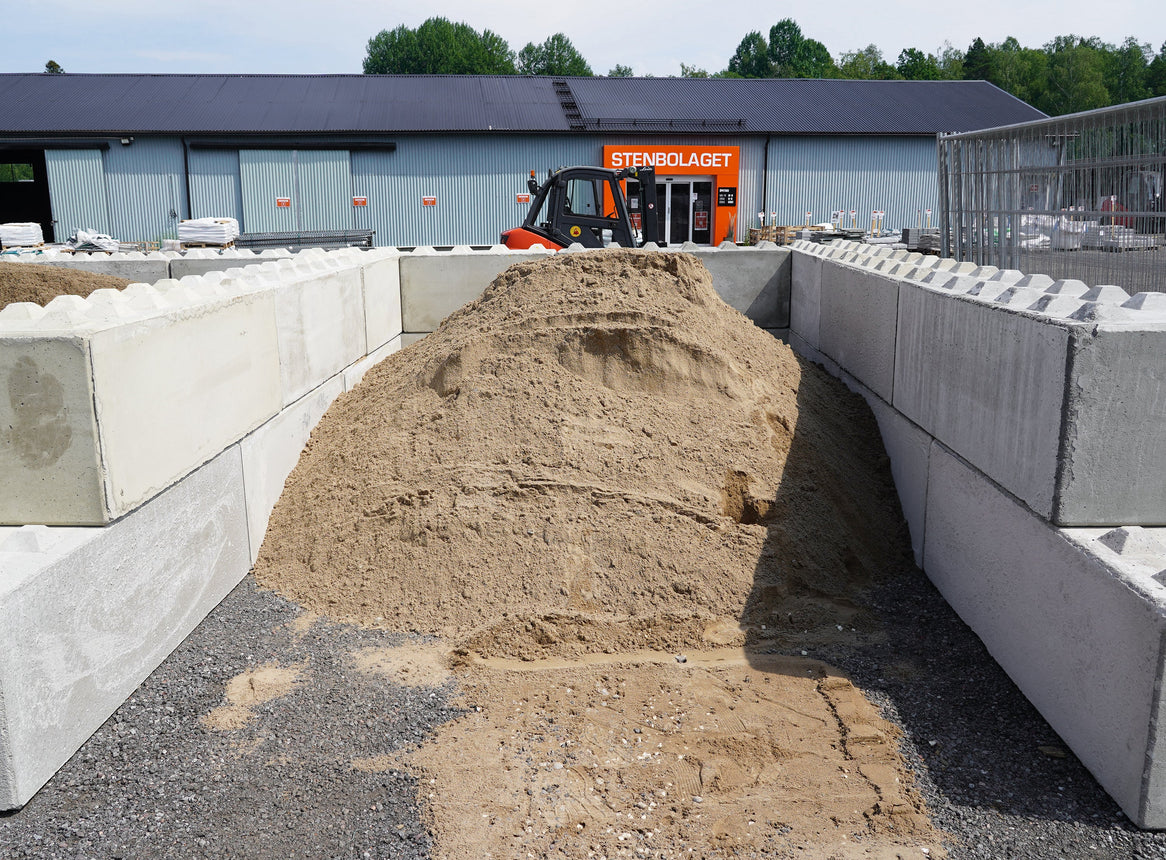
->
xmin=360 ymin=250 xmax=403 ymax=351
xmin=0 ymin=337 xmax=104 ymax=525
xmin=89 ymin=290 xmax=282 ymax=519
xmin=1054 ymin=322 xmax=1166 ymax=525
xmin=691 ymin=247 xmax=791 ymax=329
xmin=790 ymin=248 xmax=823 ymax=352
xmin=20 ymin=254 xmax=169 ymax=284
xmin=400 ymin=248 xmax=550 ymax=333
xmin=923 ymin=444 xmax=1166 ymax=828
xmin=819 ymin=262 xmax=900 ymax=400
xmin=274 ymin=265 xmax=367 ymax=405
xmin=241 ymin=376 xmax=344 ymax=561
xmin=0 ymin=446 xmax=251 ymax=810
xmin=863 ymin=391 xmax=932 ymax=566
xmin=343 ymin=335 xmax=403 ymax=392
xmin=894 ymin=281 xmax=1068 ymax=518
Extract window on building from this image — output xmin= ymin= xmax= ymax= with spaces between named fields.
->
xmin=0 ymin=163 xmax=35 ymax=182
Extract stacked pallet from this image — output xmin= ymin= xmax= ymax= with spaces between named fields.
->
xmin=178 ymin=217 xmax=239 ymax=247
xmin=0 ymin=222 xmax=44 ymax=248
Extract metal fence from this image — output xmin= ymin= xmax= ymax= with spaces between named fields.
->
xmin=938 ymin=97 xmax=1166 ymax=294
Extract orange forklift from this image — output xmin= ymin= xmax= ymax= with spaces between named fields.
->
xmin=502 ymin=165 xmax=659 ymax=250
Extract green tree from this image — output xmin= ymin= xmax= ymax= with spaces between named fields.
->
xmin=363 ymin=18 xmax=516 ymax=74
xmin=766 ymin=19 xmax=836 ymax=77
xmin=607 ymin=64 xmax=634 ymax=77
xmin=679 ymin=63 xmax=709 ymax=78
xmin=1148 ymin=42 xmax=1166 ymax=97
xmin=990 ymin=37 xmax=1049 ymax=107
xmin=517 ymin=33 xmax=592 ymax=76
xmin=1105 ymin=37 xmax=1151 ymax=104
xmin=1040 ymin=35 xmax=1109 ymax=114
xmin=44 ymin=59 xmax=64 ymax=74
xmin=837 ymin=45 xmax=900 ymax=79
xmin=963 ymin=37 xmax=991 ymax=80
xmin=896 ymin=48 xmax=942 ymax=80
xmin=727 ymin=31 xmax=773 ymax=78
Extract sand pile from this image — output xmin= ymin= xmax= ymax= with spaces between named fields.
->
xmin=254 ymin=250 xmax=909 ymax=656
xmin=251 ymin=250 xmax=939 ymax=858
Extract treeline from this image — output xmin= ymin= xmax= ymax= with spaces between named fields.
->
xmin=363 ymin=17 xmax=1166 ymax=116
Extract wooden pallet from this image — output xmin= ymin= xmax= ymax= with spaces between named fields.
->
xmin=0 ymin=242 xmax=45 ymax=251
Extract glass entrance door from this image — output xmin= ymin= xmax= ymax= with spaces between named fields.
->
xmin=628 ymin=177 xmax=714 ymax=245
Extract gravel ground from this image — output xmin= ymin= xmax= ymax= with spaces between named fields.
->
xmin=4 ymin=568 xmax=1166 ymax=860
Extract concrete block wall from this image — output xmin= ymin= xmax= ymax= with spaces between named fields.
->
xmin=789 ymin=238 xmax=1166 ymax=828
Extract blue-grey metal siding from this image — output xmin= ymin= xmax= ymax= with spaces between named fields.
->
xmin=188 ymin=148 xmax=243 ymax=223
xmin=44 ymin=149 xmax=110 ymax=239
xmin=240 ymin=150 xmax=298 ymax=233
xmin=351 ymin=135 xmax=602 ymax=247
xmin=763 ymin=136 xmax=938 ymax=232
xmin=104 ymin=138 xmax=186 ymax=242
xmin=296 ymin=150 xmax=353 ymax=232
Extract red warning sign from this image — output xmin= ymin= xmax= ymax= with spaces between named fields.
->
xmin=694 ymin=210 xmax=709 ymax=230
xmin=421 ymin=196 xmax=437 ymax=207
xmin=516 ymin=193 xmax=531 ymax=204
xmin=353 ymin=196 xmax=368 ymax=207
xmin=276 ymin=197 xmax=291 ymax=208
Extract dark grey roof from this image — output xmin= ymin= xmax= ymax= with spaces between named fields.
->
xmin=0 ymin=73 xmax=1044 ymax=138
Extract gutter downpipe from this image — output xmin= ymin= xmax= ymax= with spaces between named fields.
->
xmin=181 ymin=138 xmax=192 ymax=220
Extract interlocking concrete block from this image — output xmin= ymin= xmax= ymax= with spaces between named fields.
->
xmin=863 ymin=391 xmax=932 ymax=566
xmin=241 ymin=376 xmax=344 ymax=561
xmin=343 ymin=335 xmax=403 ymax=392
xmin=790 ymin=247 xmax=823 ymax=352
xmin=1054 ymin=321 xmax=1166 ymax=525
xmin=0 ymin=337 xmax=104 ymax=524
xmin=273 ymin=263 xmax=366 ymax=405
xmin=819 ymin=261 xmax=900 ymax=400
xmin=399 ymin=247 xmax=550 ymax=333
xmin=360 ymin=250 xmax=403 ymax=351
xmin=924 ymin=444 xmax=1166 ymax=828
xmin=18 ymin=254 xmax=170 ymax=284
xmin=0 ymin=446 xmax=251 ymax=810
xmin=89 ymin=289 xmax=282 ymax=519
xmin=690 ymin=247 xmax=791 ymax=329
xmin=168 ymin=249 xmax=279 ymax=279
xmin=894 ymin=281 xmax=1068 ymax=518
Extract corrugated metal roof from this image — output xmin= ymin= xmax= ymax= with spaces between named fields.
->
xmin=0 ymin=74 xmax=1044 ymax=137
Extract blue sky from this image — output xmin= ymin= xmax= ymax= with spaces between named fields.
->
xmin=3 ymin=0 xmax=1161 ymax=78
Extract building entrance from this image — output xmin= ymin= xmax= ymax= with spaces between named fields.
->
xmin=627 ymin=176 xmax=714 ymax=245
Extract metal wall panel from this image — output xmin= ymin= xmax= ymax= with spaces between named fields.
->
xmin=104 ymin=138 xmax=186 ymax=243
xmin=763 ymin=136 xmax=938 ymax=232
xmin=188 ymin=148 xmax=243 ymax=223
xmin=351 ymin=136 xmax=601 ymax=247
xmin=44 ymin=149 xmax=110 ymax=239
xmin=296 ymin=150 xmax=353 ymax=232
xmin=240 ymin=150 xmax=297 ymax=233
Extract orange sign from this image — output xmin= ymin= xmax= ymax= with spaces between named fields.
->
xmin=604 ymin=144 xmax=739 ymax=174
xmin=516 ymin=193 xmax=531 ymax=204
xmin=694 ymin=210 xmax=709 ymax=231
xmin=421 ymin=196 xmax=437 ymax=207
xmin=275 ymin=197 xmax=291 ymax=208
xmin=604 ymin=144 xmax=740 ymax=243
xmin=353 ymin=196 xmax=368 ymax=207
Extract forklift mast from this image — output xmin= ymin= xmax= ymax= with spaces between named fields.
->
xmin=502 ymin=165 xmax=658 ymax=250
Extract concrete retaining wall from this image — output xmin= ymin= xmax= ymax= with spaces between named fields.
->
xmin=0 ymin=242 xmax=791 ymax=810
xmin=789 ymin=238 xmax=1166 ymax=828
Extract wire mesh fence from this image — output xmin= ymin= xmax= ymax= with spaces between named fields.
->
xmin=938 ymin=97 xmax=1166 ymax=294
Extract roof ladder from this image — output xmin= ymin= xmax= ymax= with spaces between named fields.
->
xmin=553 ymin=80 xmax=585 ymax=132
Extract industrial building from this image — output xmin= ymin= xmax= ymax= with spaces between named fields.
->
xmin=0 ymin=73 xmax=1044 ymax=248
